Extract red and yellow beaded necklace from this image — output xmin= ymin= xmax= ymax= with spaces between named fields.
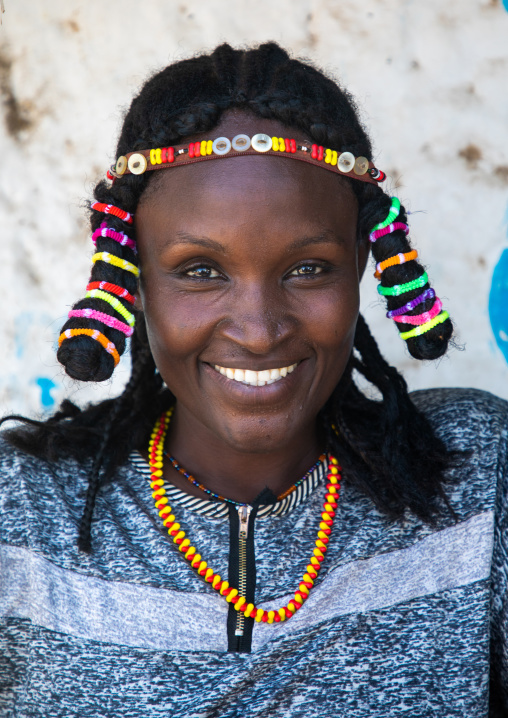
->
xmin=148 ymin=409 xmax=341 ymax=624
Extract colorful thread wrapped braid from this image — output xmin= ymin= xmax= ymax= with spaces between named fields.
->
xmin=369 ymin=197 xmax=451 ymax=349
xmin=57 ymin=201 xmax=138 ymax=381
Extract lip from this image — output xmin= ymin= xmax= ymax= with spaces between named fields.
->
xmin=201 ymin=358 xmax=309 ymax=404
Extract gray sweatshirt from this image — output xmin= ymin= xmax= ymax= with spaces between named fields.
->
xmin=0 ymin=388 xmax=507 ymax=717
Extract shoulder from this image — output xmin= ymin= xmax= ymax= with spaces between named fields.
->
xmin=0 ymin=435 xmax=92 ymax=550
xmin=410 ymin=388 xmax=508 ymax=519
xmin=411 ymin=387 xmax=508 ymax=452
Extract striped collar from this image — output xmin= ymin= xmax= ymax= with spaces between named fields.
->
xmin=130 ymin=452 xmax=328 ymax=519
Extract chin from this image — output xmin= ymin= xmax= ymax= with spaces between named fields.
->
xmin=219 ymin=416 xmax=303 ymax=454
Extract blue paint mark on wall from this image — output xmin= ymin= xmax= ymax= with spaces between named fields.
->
xmin=489 ymin=205 xmax=508 ymax=362
xmin=503 ymin=0 xmax=508 ymax=12
xmin=35 ymin=378 xmax=57 ymax=408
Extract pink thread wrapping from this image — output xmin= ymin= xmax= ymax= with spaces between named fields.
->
xmin=68 ymin=309 xmax=134 ymax=336
xmin=392 ymin=298 xmax=443 ymax=326
xmin=369 ymin=222 xmax=409 ymax=243
xmin=92 ymin=222 xmax=137 ymax=253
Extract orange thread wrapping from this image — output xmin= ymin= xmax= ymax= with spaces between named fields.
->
xmin=374 ymin=249 xmax=418 ymax=279
xmin=58 ymin=328 xmax=120 ymax=366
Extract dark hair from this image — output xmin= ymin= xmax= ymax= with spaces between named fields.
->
xmin=2 ymin=42 xmax=455 ymax=552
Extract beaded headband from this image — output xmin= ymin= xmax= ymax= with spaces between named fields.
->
xmin=106 ymin=133 xmax=386 ymax=186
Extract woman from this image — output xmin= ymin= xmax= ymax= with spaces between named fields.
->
xmin=1 ymin=43 xmax=506 ymax=717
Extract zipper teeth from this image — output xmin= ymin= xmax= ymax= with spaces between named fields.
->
xmin=236 ymin=536 xmax=247 ymax=635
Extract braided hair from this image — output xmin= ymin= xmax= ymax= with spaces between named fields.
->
xmin=2 ymin=42 xmax=456 ymax=552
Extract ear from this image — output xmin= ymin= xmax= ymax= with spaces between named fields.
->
xmin=357 ymin=234 xmax=370 ymax=281
xmin=134 ymin=283 xmax=144 ymax=312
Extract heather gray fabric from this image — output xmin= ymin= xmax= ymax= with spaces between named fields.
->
xmin=0 ymin=388 xmax=507 ymax=717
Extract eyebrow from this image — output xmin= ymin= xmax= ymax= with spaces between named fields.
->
xmin=171 ymin=232 xmax=227 ymax=253
xmin=167 ymin=230 xmax=341 ymax=253
xmin=287 ymin=231 xmax=343 ymax=252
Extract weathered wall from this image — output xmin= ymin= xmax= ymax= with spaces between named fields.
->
xmin=1 ymin=0 xmax=507 ymax=417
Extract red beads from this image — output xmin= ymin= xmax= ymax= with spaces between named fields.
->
xmin=188 ymin=141 xmax=202 ymax=158
xmin=310 ymin=144 xmax=325 ymax=161
xmin=161 ymin=147 xmax=175 ymax=163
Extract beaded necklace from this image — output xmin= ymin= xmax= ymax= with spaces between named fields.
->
xmin=148 ymin=409 xmax=342 ymax=624
xmin=165 ymin=434 xmax=326 ymax=507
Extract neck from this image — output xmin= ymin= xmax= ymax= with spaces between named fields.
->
xmin=161 ymin=404 xmax=323 ymax=504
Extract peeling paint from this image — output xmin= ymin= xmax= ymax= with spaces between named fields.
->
xmin=35 ymin=377 xmax=57 ymax=408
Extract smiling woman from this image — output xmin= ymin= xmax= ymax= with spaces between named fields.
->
xmin=1 ymin=43 xmax=507 ymax=718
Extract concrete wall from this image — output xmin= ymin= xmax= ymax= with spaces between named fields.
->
xmin=1 ymin=0 xmax=507 ymax=418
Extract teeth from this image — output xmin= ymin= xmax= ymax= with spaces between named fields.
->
xmin=213 ymin=363 xmax=298 ymax=387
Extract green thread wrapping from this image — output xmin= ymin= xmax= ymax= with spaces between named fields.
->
xmin=378 ymin=271 xmax=429 ymax=297
xmin=85 ymin=289 xmax=136 ymax=326
xmin=399 ymin=311 xmax=449 ymax=340
xmin=370 ymin=197 xmax=401 ymax=233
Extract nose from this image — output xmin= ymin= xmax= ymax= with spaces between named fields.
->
xmin=219 ymin=281 xmax=296 ymax=355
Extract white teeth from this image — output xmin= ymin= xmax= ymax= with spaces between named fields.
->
xmin=257 ymin=370 xmax=271 ymax=383
xmin=213 ymin=363 xmax=298 ymax=387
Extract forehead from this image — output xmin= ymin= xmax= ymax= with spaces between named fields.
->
xmin=137 ymin=111 xmax=358 ymax=238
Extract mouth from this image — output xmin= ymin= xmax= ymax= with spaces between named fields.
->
xmin=212 ymin=363 xmax=298 ymax=387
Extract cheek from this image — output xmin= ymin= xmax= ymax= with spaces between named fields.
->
xmin=299 ymin=279 xmax=360 ymax=349
xmin=140 ymin=285 xmax=216 ymax=369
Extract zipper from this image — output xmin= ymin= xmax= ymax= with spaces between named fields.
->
xmin=235 ymin=505 xmax=252 ymax=637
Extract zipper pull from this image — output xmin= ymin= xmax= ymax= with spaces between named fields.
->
xmin=238 ymin=505 xmax=252 ymax=539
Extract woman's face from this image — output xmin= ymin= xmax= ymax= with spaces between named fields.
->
xmin=136 ymin=113 xmax=369 ymax=455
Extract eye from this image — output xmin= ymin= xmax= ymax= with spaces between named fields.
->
xmin=289 ymin=263 xmax=325 ymax=277
xmin=184 ymin=265 xmax=222 ymax=279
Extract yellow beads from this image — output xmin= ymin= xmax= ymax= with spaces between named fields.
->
xmin=244 ymin=603 xmax=255 ymax=618
xmin=272 ymin=136 xmax=286 ymax=152
xmin=212 ymin=575 xmax=222 ymax=589
xmin=179 ymin=538 xmax=190 ymax=552
xmin=226 ymin=589 xmax=238 ymax=603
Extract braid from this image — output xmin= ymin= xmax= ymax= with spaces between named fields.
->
xmin=57 ymin=178 xmax=143 ymax=382
xmin=356 ymin=184 xmax=452 ymax=360
xmin=77 ymin=315 xmax=168 ymax=552
xmin=322 ymin=315 xmax=454 ymax=522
